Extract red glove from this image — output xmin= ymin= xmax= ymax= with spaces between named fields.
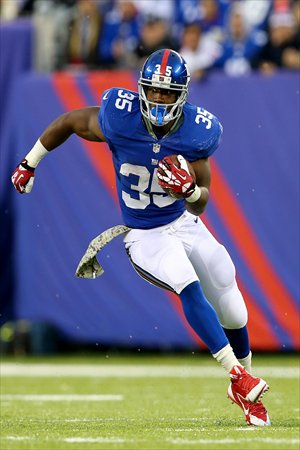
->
xmin=11 ymin=159 xmax=35 ymax=194
xmin=157 ymin=155 xmax=196 ymax=198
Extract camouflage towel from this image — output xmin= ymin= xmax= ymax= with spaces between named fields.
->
xmin=75 ymin=225 xmax=131 ymax=279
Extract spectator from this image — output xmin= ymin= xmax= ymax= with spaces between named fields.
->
xmin=66 ymin=0 xmax=103 ymax=70
xmin=134 ymin=0 xmax=174 ymax=22
xmin=97 ymin=0 xmax=140 ymax=68
xmin=174 ymin=0 xmax=229 ymax=44
xmin=134 ymin=15 xmax=179 ymax=67
xmin=180 ymin=22 xmax=221 ymax=80
xmin=32 ymin=0 xmax=76 ymax=71
xmin=18 ymin=0 xmax=39 ymax=16
xmin=1 ymin=0 xmax=28 ymax=20
xmin=279 ymin=2 xmax=300 ymax=70
xmin=214 ymin=2 xmax=267 ymax=76
xmin=198 ymin=0 xmax=229 ymax=43
xmin=291 ymin=0 xmax=300 ymax=46
xmin=256 ymin=9 xmax=300 ymax=74
xmin=174 ymin=0 xmax=200 ymax=29
xmin=273 ymin=0 xmax=292 ymax=13
xmin=238 ymin=0 xmax=272 ymax=31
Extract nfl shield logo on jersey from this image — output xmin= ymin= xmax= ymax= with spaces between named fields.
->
xmin=152 ymin=143 xmax=161 ymax=153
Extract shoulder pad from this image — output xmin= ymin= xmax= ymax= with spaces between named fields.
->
xmin=184 ymin=103 xmax=223 ymax=158
xmin=98 ymin=88 xmax=139 ymax=141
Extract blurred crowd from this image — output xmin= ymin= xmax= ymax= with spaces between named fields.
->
xmin=1 ymin=0 xmax=299 ymax=78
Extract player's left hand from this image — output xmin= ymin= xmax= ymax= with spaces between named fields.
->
xmin=157 ymin=155 xmax=196 ymax=198
xmin=11 ymin=159 xmax=35 ymax=194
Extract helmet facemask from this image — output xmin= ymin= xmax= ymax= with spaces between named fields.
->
xmin=138 ymin=80 xmax=188 ymax=127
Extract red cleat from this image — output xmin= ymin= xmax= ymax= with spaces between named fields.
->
xmin=228 ymin=383 xmax=271 ymax=426
xmin=229 ymin=365 xmax=269 ymax=403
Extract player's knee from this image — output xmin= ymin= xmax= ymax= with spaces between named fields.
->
xmin=219 ymin=286 xmax=248 ymax=329
xmin=207 ymin=245 xmax=236 ymax=290
xmin=223 ymin=311 xmax=248 ymax=329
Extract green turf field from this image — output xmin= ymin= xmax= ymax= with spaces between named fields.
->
xmin=0 ymin=353 xmax=299 ymax=450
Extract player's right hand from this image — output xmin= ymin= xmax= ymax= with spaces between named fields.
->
xmin=11 ymin=159 xmax=35 ymax=194
xmin=157 ymin=155 xmax=196 ymax=198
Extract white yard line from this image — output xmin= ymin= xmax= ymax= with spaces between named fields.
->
xmin=0 ymin=363 xmax=298 ymax=378
xmin=3 ymin=437 xmax=33 ymax=441
xmin=3 ymin=436 xmax=129 ymax=444
xmin=169 ymin=438 xmax=300 ymax=445
xmin=2 ymin=436 xmax=300 ymax=445
xmin=1 ymin=394 xmax=123 ymax=401
xmin=64 ymin=438 xmax=127 ymax=443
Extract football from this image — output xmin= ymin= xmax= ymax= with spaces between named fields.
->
xmin=158 ymin=154 xmax=196 ymax=199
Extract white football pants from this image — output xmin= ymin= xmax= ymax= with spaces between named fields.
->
xmin=124 ymin=211 xmax=248 ymax=329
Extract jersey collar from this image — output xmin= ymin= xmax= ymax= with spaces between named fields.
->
xmin=143 ymin=115 xmax=184 ymax=140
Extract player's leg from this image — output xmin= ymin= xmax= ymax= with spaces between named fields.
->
xmin=179 ymin=278 xmax=270 ymax=425
xmin=179 ymin=281 xmax=241 ymax=367
xmin=124 ymin=226 xmax=234 ymax=360
xmin=185 ymin=216 xmax=270 ymax=425
xmin=125 ymin=222 xmax=262 ymax=392
xmin=223 ymin=328 xmax=252 ymax=373
xmin=186 ymin=220 xmax=252 ymax=368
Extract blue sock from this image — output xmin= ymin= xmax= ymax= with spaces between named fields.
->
xmin=222 ymin=326 xmax=250 ymax=359
xmin=179 ymin=281 xmax=229 ymax=354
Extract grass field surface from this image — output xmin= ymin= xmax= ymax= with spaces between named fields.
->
xmin=0 ymin=353 xmax=299 ymax=450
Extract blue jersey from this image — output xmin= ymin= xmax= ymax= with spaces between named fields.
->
xmin=98 ymin=88 xmax=223 ymax=229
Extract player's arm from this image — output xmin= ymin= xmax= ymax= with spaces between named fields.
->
xmin=187 ymin=157 xmax=210 ymax=215
xmin=40 ymin=107 xmax=105 ymax=149
xmin=11 ymin=107 xmax=105 ymax=194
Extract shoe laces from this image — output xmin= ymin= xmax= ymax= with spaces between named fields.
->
xmin=231 ymin=366 xmax=257 ymax=390
xmin=249 ymin=401 xmax=267 ymax=417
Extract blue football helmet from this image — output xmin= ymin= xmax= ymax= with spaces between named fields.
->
xmin=138 ymin=49 xmax=190 ymax=127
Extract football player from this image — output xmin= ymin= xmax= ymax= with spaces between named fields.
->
xmin=11 ymin=49 xmax=270 ymax=426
